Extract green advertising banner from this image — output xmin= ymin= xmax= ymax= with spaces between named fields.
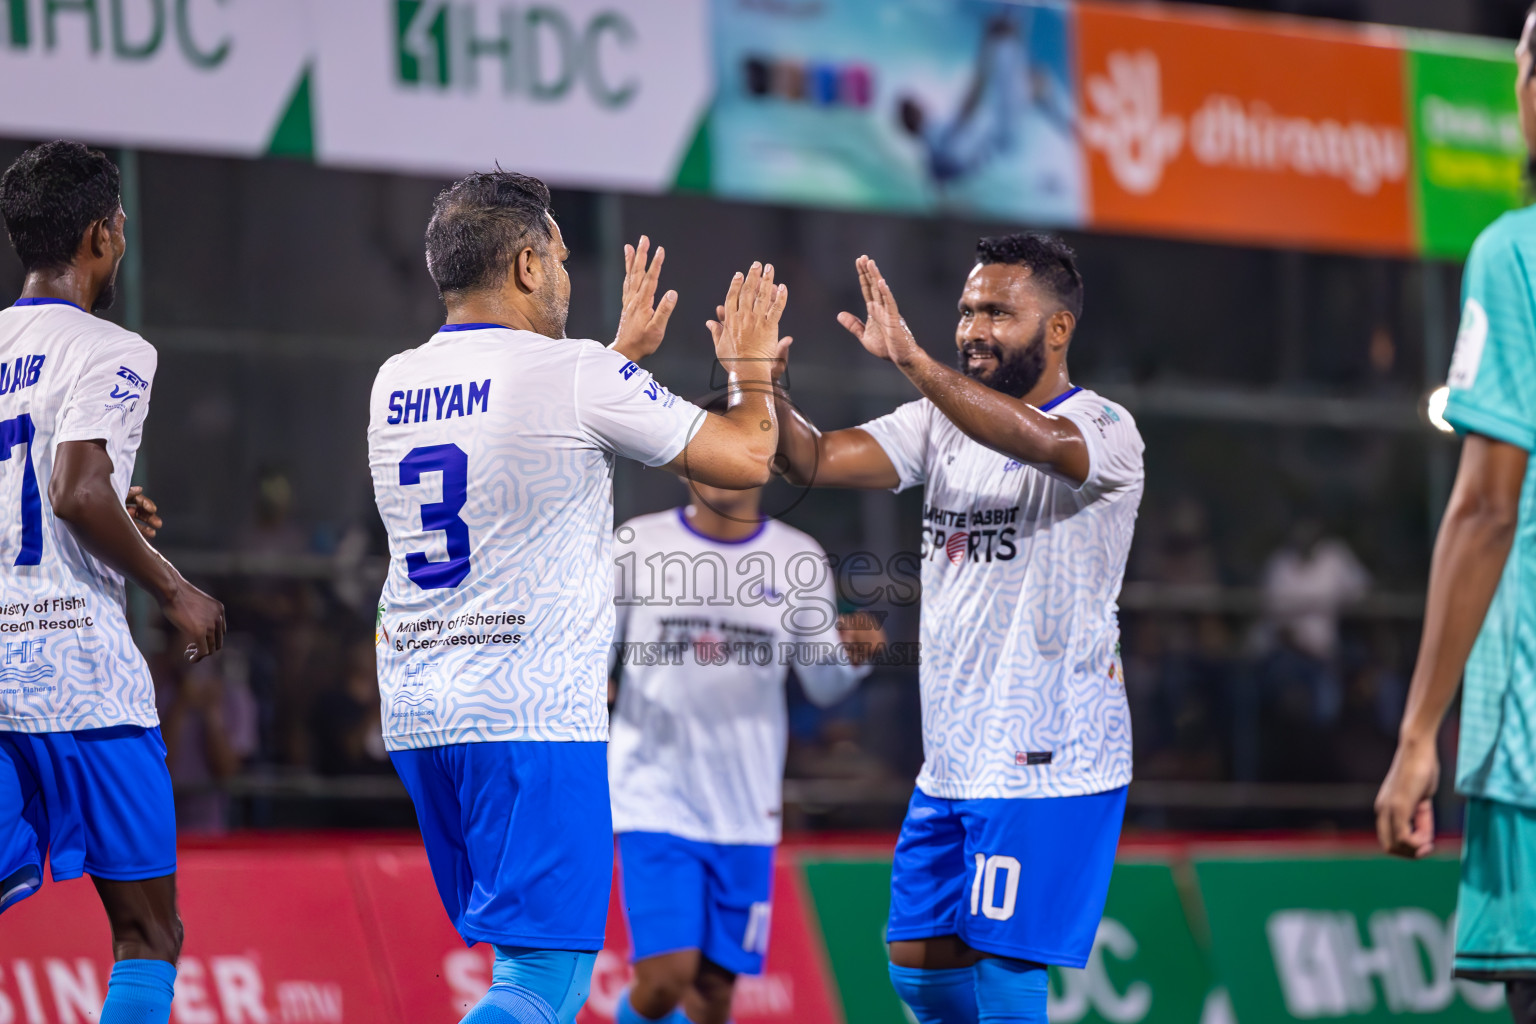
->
xmin=1194 ymin=856 xmax=1507 ymax=1023
xmin=1407 ymin=35 xmax=1527 ymax=259
xmin=800 ymin=855 xmax=1215 ymax=1024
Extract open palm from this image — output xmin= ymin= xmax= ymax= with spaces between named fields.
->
xmin=838 ymin=256 xmax=915 ymax=364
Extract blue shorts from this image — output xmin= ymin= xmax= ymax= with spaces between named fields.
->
xmin=391 ymin=740 xmax=612 ymax=951
xmin=617 ymin=831 xmax=775 ymax=976
xmin=886 ymin=785 xmax=1127 ymax=967
xmin=0 ymin=726 xmax=177 ymax=912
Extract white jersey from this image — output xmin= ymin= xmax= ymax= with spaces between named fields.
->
xmin=0 ymin=300 xmax=158 ymax=733
xmin=860 ymin=387 xmax=1143 ymax=800
xmin=368 ymin=325 xmax=704 ymax=751
xmin=608 ymin=509 xmax=866 ymax=845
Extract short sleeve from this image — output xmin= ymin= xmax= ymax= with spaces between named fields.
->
xmin=857 ymin=399 xmax=933 ymax=493
xmin=54 ymin=333 xmax=157 ymax=463
xmin=1444 ymin=229 xmax=1536 ymax=451
xmin=1056 ymin=398 xmax=1144 ymax=500
xmin=573 ymin=344 xmax=705 ymax=467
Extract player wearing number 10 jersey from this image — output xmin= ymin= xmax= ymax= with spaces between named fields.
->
xmin=367 ymin=171 xmax=787 ymax=1024
xmin=0 ymin=142 xmax=226 ymax=1024
xmin=775 ymin=237 xmax=1142 ymax=1024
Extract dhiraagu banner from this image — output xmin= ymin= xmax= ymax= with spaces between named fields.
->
xmin=310 ymin=0 xmax=711 ymax=190
xmin=1406 ymin=34 xmax=1528 ymax=259
xmin=707 ymin=0 xmax=1085 ymax=227
xmin=0 ymin=0 xmax=311 ymax=157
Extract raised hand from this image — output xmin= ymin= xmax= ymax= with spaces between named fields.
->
xmin=125 ymin=485 xmax=162 ymax=540
xmin=708 ymin=304 xmax=792 ymax=383
xmin=612 ymin=235 xmax=678 ymax=362
xmin=838 ymin=256 xmax=920 ymax=366
xmin=706 ymin=262 xmax=789 ymax=375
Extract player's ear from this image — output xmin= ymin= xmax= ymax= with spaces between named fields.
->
xmin=79 ymin=218 xmax=110 ymax=261
xmin=513 ymin=245 xmax=543 ymax=295
xmin=1048 ymin=309 xmax=1075 ymax=351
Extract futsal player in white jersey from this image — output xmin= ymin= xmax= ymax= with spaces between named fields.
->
xmin=608 ymin=445 xmax=885 ymax=1024
xmin=367 ymin=171 xmax=787 ymax=1024
xmin=0 ymin=142 xmax=226 ymax=1024
xmin=773 ymin=235 xmax=1143 ymax=1024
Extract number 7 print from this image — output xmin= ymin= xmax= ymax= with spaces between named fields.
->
xmin=0 ymin=414 xmax=41 ymax=566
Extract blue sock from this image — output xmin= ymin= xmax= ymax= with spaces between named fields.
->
xmin=888 ymin=963 xmax=978 ymax=1024
xmin=974 ymin=958 xmax=1047 ymax=1024
xmin=456 ymin=947 xmax=599 ymax=1024
xmin=614 ymin=988 xmax=689 ymax=1024
xmin=100 ymin=960 xmax=176 ymax=1024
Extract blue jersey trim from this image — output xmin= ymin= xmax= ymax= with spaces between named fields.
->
xmin=676 ymin=507 xmax=767 ymax=545
xmin=13 ymin=297 xmax=84 ymax=311
xmin=439 ymin=322 xmax=510 ymax=333
xmin=1038 ymin=386 xmax=1082 ymax=412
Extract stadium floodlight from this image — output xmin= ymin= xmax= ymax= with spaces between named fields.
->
xmin=1423 ymin=385 xmax=1455 ymax=434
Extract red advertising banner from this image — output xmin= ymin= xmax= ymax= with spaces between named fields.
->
xmin=0 ymin=843 xmax=841 ymax=1024
xmin=1076 ymin=2 xmax=1415 ymax=254
xmin=349 ymin=846 xmax=841 ymax=1024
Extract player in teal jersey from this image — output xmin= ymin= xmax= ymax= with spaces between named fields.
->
xmin=1376 ymin=8 xmax=1536 ymax=1020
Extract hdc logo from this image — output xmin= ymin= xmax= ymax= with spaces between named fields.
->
xmin=395 ymin=1 xmax=639 ymax=108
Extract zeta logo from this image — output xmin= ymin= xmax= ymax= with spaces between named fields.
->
xmin=395 ymin=1 xmax=639 ymax=108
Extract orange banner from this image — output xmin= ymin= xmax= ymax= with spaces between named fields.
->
xmin=1076 ymin=2 xmax=1414 ymax=254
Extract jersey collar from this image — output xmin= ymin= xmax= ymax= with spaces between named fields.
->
xmin=675 ymin=507 xmax=768 ymax=546
xmin=13 ymin=297 xmax=85 ymax=311
xmin=1038 ymin=385 xmax=1082 ymax=412
xmin=439 ymin=322 xmax=511 ymax=333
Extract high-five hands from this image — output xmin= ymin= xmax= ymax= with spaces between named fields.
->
xmin=612 ymin=235 xmax=678 ymax=362
xmin=705 ymin=262 xmax=789 ymax=375
xmin=708 ymin=305 xmax=792 ymax=383
xmin=838 ymin=255 xmax=921 ymax=366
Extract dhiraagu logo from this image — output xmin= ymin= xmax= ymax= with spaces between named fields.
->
xmin=2 ymin=0 xmax=231 ymax=68
xmin=395 ymin=1 xmax=638 ymax=108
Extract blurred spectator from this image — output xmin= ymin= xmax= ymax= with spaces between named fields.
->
xmin=238 ymin=467 xmax=307 ymax=559
xmin=1133 ymin=496 xmax=1222 ymax=587
xmin=1258 ymin=519 xmax=1370 ymax=665
xmin=155 ymin=641 xmax=259 ymax=833
xmin=310 ymin=640 xmax=390 ymax=776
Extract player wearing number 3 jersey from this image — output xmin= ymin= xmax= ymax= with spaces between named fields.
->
xmin=774 ymin=235 xmax=1142 ymax=1024
xmin=367 ymin=171 xmax=788 ymax=1024
xmin=0 ymin=142 xmax=225 ymax=1024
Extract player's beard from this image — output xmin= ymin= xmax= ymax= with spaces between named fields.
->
xmin=957 ymin=322 xmax=1045 ymax=399
xmin=533 ymin=279 xmax=569 ymax=339
xmin=92 ymin=265 xmax=119 ymax=313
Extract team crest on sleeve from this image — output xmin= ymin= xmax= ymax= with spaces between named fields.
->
xmin=1448 ymin=297 xmax=1488 ymax=390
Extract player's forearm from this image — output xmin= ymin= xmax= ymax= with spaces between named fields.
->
xmin=51 ymin=472 xmax=185 ymax=605
xmin=894 ymin=348 xmax=1083 ymax=473
xmin=721 ymin=365 xmax=779 ymax=464
xmin=1400 ymin=489 xmax=1520 ymax=743
xmin=774 ymin=399 xmax=824 ymax=486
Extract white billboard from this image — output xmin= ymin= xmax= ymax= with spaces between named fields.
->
xmin=311 ymin=0 xmax=711 ymax=188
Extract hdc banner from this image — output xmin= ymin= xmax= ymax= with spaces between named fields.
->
xmin=310 ymin=0 xmax=711 ymax=190
xmin=1195 ymin=855 xmax=1506 ymax=1024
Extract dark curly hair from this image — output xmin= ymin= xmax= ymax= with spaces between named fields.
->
xmin=975 ymin=232 xmax=1084 ymax=322
xmin=425 ymin=170 xmax=554 ymax=296
xmin=0 ymin=141 xmax=121 ymax=273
